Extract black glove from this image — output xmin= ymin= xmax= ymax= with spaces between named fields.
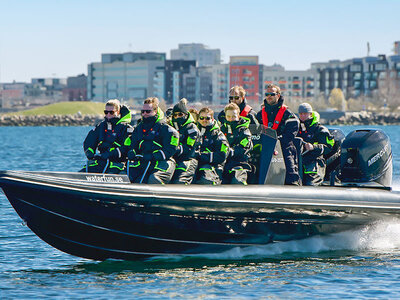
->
xmin=100 ymin=151 xmax=111 ymax=160
xmin=127 ymin=150 xmax=137 ymax=160
xmin=85 ymin=149 xmax=94 ymax=160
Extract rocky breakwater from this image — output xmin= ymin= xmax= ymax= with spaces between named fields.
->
xmin=0 ymin=113 xmax=104 ymax=126
xmin=327 ymin=111 xmax=400 ymax=125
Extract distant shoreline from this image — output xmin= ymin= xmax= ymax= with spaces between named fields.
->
xmin=0 ymin=111 xmax=399 ymax=126
xmin=325 ymin=112 xmax=400 ymax=126
xmin=0 ymin=114 xmax=103 ymax=126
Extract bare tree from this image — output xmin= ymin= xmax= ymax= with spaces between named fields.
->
xmin=328 ymin=88 xmax=346 ymax=111
xmin=378 ymin=71 xmax=400 ymax=112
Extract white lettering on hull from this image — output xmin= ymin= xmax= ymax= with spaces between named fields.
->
xmin=85 ymin=175 xmax=124 ymax=183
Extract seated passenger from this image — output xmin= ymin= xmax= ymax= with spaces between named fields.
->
xmin=298 ymin=103 xmax=335 ymax=186
xmin=81 ymin=99 xmax=133 ymax=174
xmin=196 ymin=107 xmax=229 ymax=185
xmin=256 ymin=84 xmax=301 ymax=185
xmin=170 ymin=98 xmax=200 ymax=184
xmin=221 ymin=103 xmax=253 ymax=185
xmin=127 ymin=97 xmax=179 ymax=184
xmin=218 ymin=85 xmax=258 ymax=127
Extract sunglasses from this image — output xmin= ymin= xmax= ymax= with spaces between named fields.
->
xmin=265 ymin=92 xmax=278 ymax=96
xmin=229 ymin=96 xmax=241 ymax=100
xmin=141 ymin=109 xmax=154 ymax=114
xmin=173 ymin=112 xmax=185 ymax=117
xmin=104 ymin=110 xmax=115 ymax=115
xmin=199 ymin=116 xmax=212 ymax=121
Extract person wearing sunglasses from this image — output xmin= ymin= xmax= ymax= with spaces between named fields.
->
xmin=218 ymin=85 xmax=258 ymax=128
xmin=297 ymin=103 xmax=335 ymax=186
xmin=256 ymin=84 xmax=301 ymax=185
xmin=221 ymin=103 xmax=253 ymax=185
xmin=126 ymin=97 xmax=179 ymax=184
xmin=81 ymin=99 xmax=133 ymax=174
xmin=195 ymin=107 xmax=229 ymax=185
xmin=169 ymin=98 xmax=200 ymax=184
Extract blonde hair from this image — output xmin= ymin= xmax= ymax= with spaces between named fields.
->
xmin=266 ymin=84 xmax=281 ymax=94
xmin=224 ymin=103 xmax=240 ymax=114
xmin=105 ymin=99 xmax=121 ymax=111
xmin=229 ymin=85 xmax=246 ymax=98
xmin=188 ymin=108 xmax=198 ymax=122
xmin=199 ymin=107 xmax=214 ymax=116
xmin=143 ymin=97 xmax=159 ymax=110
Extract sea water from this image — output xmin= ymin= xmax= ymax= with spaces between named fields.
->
xmin=1 ymin=125 xmax=400 ymax=299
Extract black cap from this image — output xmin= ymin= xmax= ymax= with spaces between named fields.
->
xmin=173 ymin=98 xmax=188 ymax=114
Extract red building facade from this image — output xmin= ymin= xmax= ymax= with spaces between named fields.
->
xmin=229 ymin=56 xmax=261 ymax=106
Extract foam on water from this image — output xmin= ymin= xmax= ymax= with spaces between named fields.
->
xmin=151 ymin=218 xmax=400 ymax=261
xmin=392 ymin=179 xmax=400 ymax=191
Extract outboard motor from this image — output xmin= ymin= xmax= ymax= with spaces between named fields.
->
xmin=340 ymin=129 xmax=392 ymax=188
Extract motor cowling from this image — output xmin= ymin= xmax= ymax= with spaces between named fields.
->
xmin=340 ymin=129 xmax=392 ymax=187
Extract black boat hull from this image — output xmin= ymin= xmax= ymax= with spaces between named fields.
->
xmin=1 ymin=170 xmax=400 ymax=260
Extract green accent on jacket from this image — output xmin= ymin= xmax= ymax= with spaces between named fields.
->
xmin=240 ymin=137 xmax=250 ymax=147
xmin=187 ymin=136 xmax=196 ymax=146
xmin=170 ymin=136 xmax=179 ymax=146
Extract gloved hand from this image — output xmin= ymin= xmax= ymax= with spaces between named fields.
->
xmin=127 ymin=150 xmax=137 ymax=160
xmin=85 ymin=149 xmax=94 ymax=160
xmin=100 ymin=151 xmax=111 ymax=160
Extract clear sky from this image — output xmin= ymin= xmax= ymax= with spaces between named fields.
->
xmin=0 ymin=0 xmax=399 ymax=83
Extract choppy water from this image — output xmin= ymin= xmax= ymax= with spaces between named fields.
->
xmin=1 ymin=125 xmax=400 ymax=299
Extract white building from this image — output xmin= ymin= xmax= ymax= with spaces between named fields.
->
xmin=263 ymin=66 xmax=318 ymax=102
xmin=171 ymin=43 xmax=221 ymax=67
xmin=210 ymin=64 xmax=230 ymax=105
xmin=87 ymin=53 xmax=165 ymax=102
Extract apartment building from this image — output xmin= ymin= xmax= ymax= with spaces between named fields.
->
xmin=87 ymin=52 xmax=166 ymax=102
xmin=263 ymin=66 xmax=318 ymax=102
xmin=229 ymin=56 xmax=262 ymax=107
xmin=312 ymin=54 xmax=400 ymax=98
xmin=171 ymin=43 xmax=221 ymax=67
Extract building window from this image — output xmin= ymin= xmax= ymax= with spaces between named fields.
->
xmin=369 ymin=80 xmax=377 ymax=89
xmin=350 ymin=64 xmax=362 ymax=72
xmin=375 ymin=63 xmax=387 ymax=71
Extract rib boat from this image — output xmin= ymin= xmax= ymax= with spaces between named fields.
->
xmin=0 ymin=128 xmax=398 ymax=260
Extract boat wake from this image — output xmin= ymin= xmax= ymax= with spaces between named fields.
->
xmin=150 ymin=218 xmax=400 ymax=261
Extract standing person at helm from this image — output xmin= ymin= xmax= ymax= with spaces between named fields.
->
xmin=256 ymin=84 xmax=301 ymax=185
xmin=126 ymin=97 xmax=179 ymax=184
xmin=170 ymin=98 xmax=200 ymax=184
xmin=81 ymin=99 xmax=133 ymax=174
xmin=298 ymin=103 xmax=334 ymax=186
xmin=218 ymin=85 xmax=258 ymax=127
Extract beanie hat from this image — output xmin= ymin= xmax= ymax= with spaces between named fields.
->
xmin=298 ymin=103 xmax=313 ymax=114
xmin=173 ymin=98 xmax=189 ymax=114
